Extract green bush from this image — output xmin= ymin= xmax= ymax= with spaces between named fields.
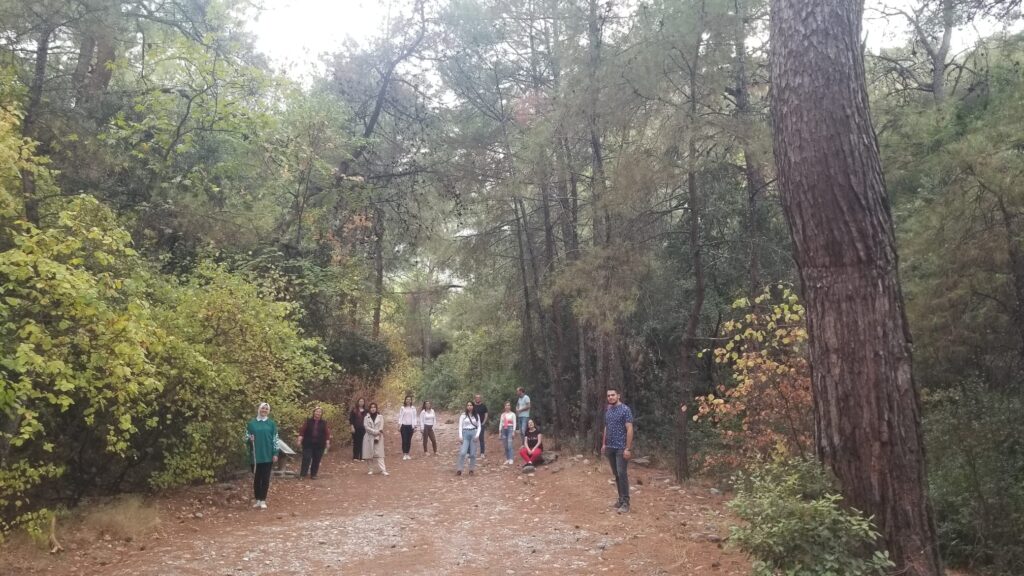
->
xmin=0 ymin=101 xmax=336 ymax=530
xmin=924 ymin=385 xmax=1024 ymax=574
xmin=728 ymin=457 xmax=894 ymax=576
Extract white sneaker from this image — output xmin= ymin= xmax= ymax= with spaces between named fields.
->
xmin=258 ymin=501 xmax=267 ymax=510
xmin=252 ymin=500 xmax=260 ymax=508
xmin=368 ymin=471 xmax=374 ymax=475
xmin=382 ymin=471 xmax=390 ymax=476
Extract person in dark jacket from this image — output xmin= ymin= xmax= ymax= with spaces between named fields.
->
xmin=297 ymin=406 xmax=331 ymax=479
xmin=349 ymin=398 xmax=367 ymax=461
xmin=245 ymin=402 xmax=279 ymax=510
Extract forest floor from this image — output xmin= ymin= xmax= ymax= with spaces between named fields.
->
xmin=5 ymin=416 xmax=749 ymax=576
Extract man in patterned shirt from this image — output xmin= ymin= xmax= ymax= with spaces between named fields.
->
xmin=601 ymin=388 xmax=634 ymax=514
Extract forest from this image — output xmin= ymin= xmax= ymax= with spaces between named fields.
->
xmin=0 ymin=0 xmax=1022 ymax=574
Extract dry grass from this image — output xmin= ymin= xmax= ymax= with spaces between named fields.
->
xmin=80 ymin=495 xmax=160 ymax=541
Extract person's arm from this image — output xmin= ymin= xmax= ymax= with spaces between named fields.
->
xmin=601 ymin=424 xmax=607 ymax=453
xmin=271 ymin=422 xmax=279 ymax=462
xmin=297 ymin=420 xmax=306 ymax=446
xmin=624 ymin=422 xmax=634 ymax=460
xmin=474 ymin=416 xmax=481 ymax=439
xmin=324 ymin=421 xmax=331 ymax=448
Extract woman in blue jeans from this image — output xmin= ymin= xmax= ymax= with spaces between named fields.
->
xmin=456 ymin=401 xmax=480 ymax=476
xmin=498 ymin=401 xmax=517 ymax=465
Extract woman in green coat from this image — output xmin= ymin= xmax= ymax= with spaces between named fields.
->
xmin=246 ymin=402 xmax=279 ymax=510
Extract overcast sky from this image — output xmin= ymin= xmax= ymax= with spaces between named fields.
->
xmin=247 ymin=0 xmax=1018 ymax=79
xmin=247 ymin=0 xmax=390 ymax=78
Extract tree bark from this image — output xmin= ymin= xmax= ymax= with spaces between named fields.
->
xmin=371 ymin=207 xmax=385 ymax=340
xmin=21 ymin=26 xmax=54 ymax=225
xmin=586 ymin=0 xmax=608 ymax=246
xmin=733 ymin=0 xmax=770 ymax=298
xmin=769 ymin=1 xmax=942 ymax=574
xmin=72 ymin=35 xmax=96 ymax=107
xmin=513 ymin=200 xmax=541 ymax=379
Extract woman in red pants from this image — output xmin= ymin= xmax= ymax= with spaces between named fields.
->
xmin=519 ymin=419 xmax=543 ymax=468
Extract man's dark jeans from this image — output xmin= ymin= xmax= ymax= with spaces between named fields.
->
xmin=606 ymin=448 xmax=630 ymax=505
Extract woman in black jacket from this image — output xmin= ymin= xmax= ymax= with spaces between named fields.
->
xmin=349 ymin=398 xmax=367 ymax=461
xmin=298 ymin=407 xmax=331 ymax=479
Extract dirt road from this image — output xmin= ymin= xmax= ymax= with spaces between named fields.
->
xmin=7 ymin=418 xmax=748 ymax=576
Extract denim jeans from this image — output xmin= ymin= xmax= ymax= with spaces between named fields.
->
xmin=517 ymin=416 xmax=529 ymax=443
xmin=606 ymin=448 xmax=630 ymax=504
xmin=457 ymin=428 xmax=478 ymax=471
xmin=500 ymin=427 xmax=515 ymax=461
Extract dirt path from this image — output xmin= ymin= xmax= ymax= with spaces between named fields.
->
xmin=7 ymin=418 xmax=749 ymax=576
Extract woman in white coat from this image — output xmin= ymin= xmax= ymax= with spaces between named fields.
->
xmin=363 ymin=402 xmax=388 ymax=475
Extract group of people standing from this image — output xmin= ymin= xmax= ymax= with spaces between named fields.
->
xmin=244 ymin=385 xmax=634 ymax=514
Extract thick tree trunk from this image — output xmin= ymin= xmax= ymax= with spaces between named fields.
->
xmin=769 ymin=1 xmax=942 ymax=574
xmin=72 ymin=35 xmax=96 ymax=107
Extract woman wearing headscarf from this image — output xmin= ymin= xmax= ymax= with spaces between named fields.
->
xmin=362 ymin=402 xmax=388 ymax=475
xmin=349 ymin=398 xmax=367 ymax=461
xmin=297 ymin=406 xmax=331 ymax=479
xmin=245 ymin=402 xmax=279 ymax=510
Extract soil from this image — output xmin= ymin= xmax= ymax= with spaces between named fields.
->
xmin=4 ymin=418 xmax=749 ymax=576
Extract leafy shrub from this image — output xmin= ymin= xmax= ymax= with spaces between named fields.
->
xmin=728 ymin=457 xmax=894 ymax=576
xmin=695 ymin=287 xmax=813 ymax=474
xmin=924 ymin=385 xmax=1024 ymax=574
xmin=323 ymin=329 xmax=394 ymax=381
xmin=0 ymin=105 xmax=337 ymax=530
